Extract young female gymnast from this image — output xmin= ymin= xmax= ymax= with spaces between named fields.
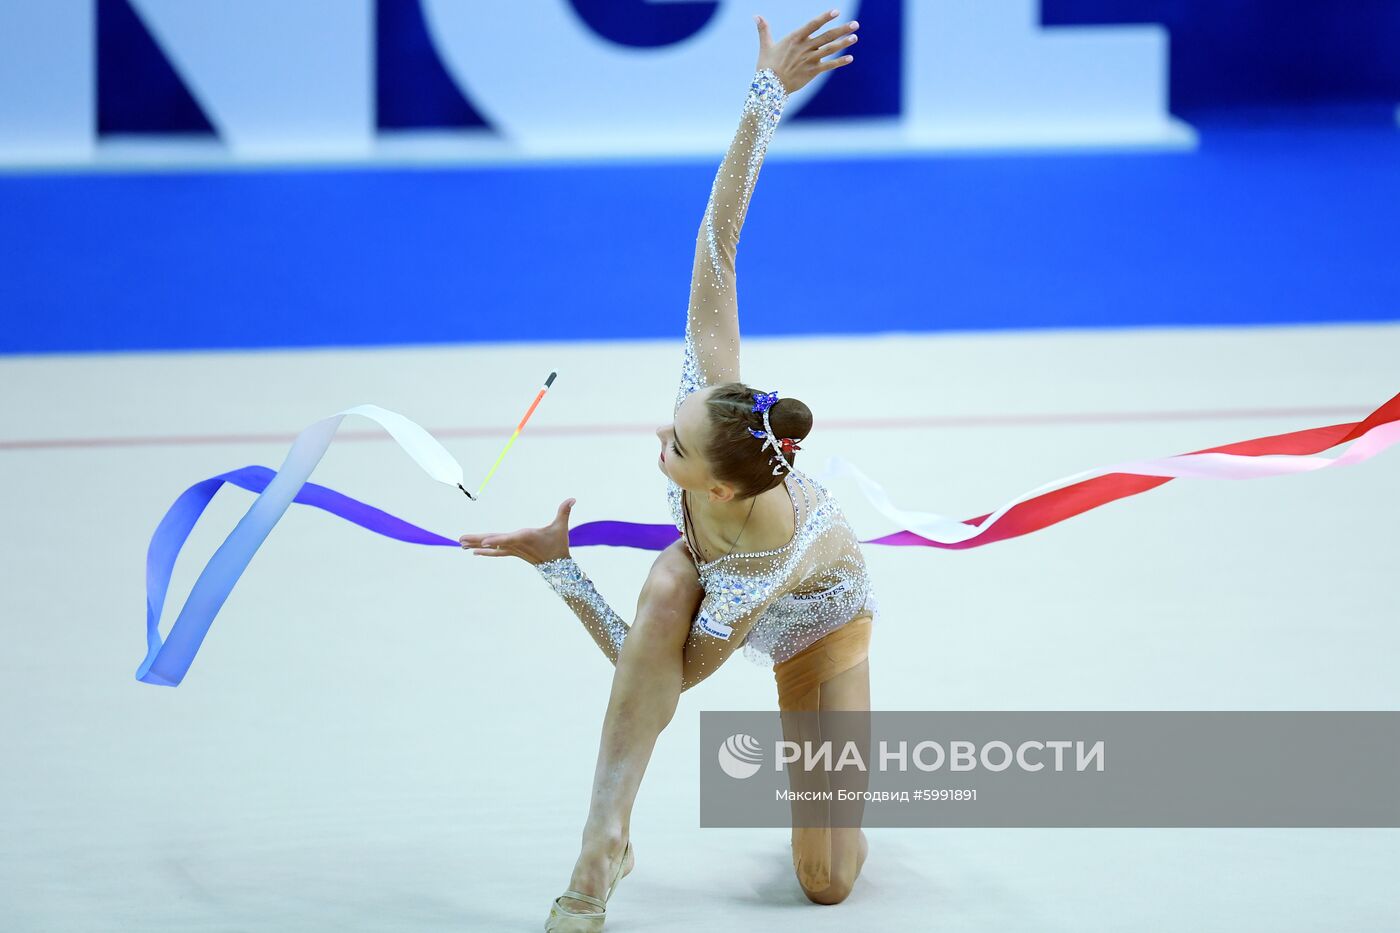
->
xmin=459 ymin=10 xmax=870 ymax=928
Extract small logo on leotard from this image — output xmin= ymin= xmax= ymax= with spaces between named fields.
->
xmin=789 ymin=580 xmax=852 ymax=602
xmin=697 ymin=611 xmax=733 ymax=640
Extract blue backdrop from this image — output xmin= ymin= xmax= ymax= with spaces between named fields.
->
xmin=3 ymin=1 xmax=1398 ymax=355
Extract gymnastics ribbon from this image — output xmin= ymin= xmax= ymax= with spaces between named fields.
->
xmin=569 ymin=388 xmax=1400 ymax=550
xmin=820 ymin=389 xmax=1400 ymax=549
xmin=140 ymin=405 xmax=465 ymax=687
xmin=142 ymin=391 xmax=1399 ymax=684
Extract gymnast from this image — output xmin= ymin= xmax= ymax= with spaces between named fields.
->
xmin=459 ymin=10 xmax=872 ymax=929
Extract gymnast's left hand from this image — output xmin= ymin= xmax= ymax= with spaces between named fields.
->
xmin=458 ymin=498 xmax=576 ymax=565
xmin=754 ymin=9 xmax=859 ymax=94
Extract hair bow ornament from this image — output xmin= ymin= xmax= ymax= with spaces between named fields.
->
xmin=751 ymin=391 xmax=779 ymax=413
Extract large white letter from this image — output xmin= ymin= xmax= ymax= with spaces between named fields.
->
xmin=0 ymin=1 xmax=93 ymax=160
xmin=904 ymin=0 xmax=1192 ymax=149
xmin=419 ymin=0 xmax=857 ymax=154
xmin=129 ymin=0 xmax=373 ymax=157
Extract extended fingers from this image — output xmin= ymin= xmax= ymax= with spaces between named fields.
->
xmin=459 ymin=532 xmax=509 ymax=551
xmin=462 ymin=536 xmax=513 ymax=555
xmin=812 ymin=42 xmax=851 ymax=69
xmin=813 ymin=30 xmax=857 ymax=61
xmin=809 ymin=18 xmax=857 ymax=50
xmin=790 ymin=8 xmax=840 ymax=43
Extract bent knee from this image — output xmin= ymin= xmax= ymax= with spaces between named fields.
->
xmin=630 ymin=544 xmax=702 ymax=647
xmin=639 ymin=542 xmax=702 ymax=609
xmin=641 ymin=569 xmax=699 ymax=608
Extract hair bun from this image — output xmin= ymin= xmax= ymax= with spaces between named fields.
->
xmin=770 ymin=396 xmax=813 ymax=441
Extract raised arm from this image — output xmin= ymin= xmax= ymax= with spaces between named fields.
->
xmin=676 ymin=68 xmax=787 ymax=408
xmin=675 ymin=10 xmax=861 ymax=413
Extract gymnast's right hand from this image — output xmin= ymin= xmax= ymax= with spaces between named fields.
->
xmin=458 ymin=498 xmax=576 ymax=565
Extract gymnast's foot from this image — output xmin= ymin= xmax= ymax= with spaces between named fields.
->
xmin=556 ymin=833 xmax=634 ymax=915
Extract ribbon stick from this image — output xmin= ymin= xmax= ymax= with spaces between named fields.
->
xmin=475 ymin=371 xmax=557 ymax=497
xmin=139 ymin=405 xmax=466 ymax=687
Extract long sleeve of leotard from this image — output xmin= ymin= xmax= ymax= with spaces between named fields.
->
xmin=536 ymin=556 xmax=630 ymax=665
xmin=674 ymin=68 xmax=788 ymax=415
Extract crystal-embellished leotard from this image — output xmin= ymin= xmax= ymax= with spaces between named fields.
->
xmin=537 ymin=68 xmax=878 ymax=676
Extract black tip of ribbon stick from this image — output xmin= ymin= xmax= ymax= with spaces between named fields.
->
xmin=545 ymin=371 xmax=557 ymax=388
xmin=458 ymin=483 xmax=477 ymax=501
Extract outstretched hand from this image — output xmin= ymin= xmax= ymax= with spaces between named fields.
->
xmin=754 ymin=8 xmax=859 ymax=94
xmin=459 ymin=498 xmax=575 ymax=565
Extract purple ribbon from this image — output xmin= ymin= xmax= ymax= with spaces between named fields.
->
xmin=142 ymin=464 xmax=688 ymax=685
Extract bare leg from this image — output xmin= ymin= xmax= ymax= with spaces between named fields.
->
xmin=557 ymin=538 xmax=703 ymax=914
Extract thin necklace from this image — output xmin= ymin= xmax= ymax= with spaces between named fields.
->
xmin=683 ymin=491 xmax=758 ymax=563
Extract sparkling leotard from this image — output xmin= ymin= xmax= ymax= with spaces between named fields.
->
xmin=538 ymin=68 xmax=878 ymax=673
